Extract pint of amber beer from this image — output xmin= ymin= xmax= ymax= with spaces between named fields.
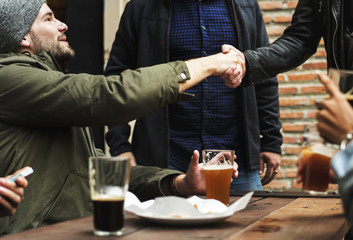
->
xmin=301 ymin=147 xmax=332 ymax=193
xmin=202 ymin=150 xmax=234 ymax=206
xmin=301 ymin=126 xmax=338 ymax=194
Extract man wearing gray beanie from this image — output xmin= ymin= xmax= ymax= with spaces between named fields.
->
xmin=0 ymin=1 xmax=242 ymax=235
xmin=0 ymin=0 xmax=46 ymax=53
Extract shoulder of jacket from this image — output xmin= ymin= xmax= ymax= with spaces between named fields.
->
xmin=0 ymin=52 xmax=55 ymax=71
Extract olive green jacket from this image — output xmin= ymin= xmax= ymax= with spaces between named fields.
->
xmin=0 ymin=51 xmax=190 ymax=235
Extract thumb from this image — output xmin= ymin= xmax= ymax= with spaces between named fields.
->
xmin=258 ymin=155 xmax=265 ymax=175
xmin=222 ymin=44 xmax=234 ymax=53
xmin=191 ymin=150 xmax=200 ymax=167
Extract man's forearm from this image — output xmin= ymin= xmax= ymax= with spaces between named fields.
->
xmin=180 ymin=50 xmax=240 ymax=92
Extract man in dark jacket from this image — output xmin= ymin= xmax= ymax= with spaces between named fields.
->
xmin=0 ymin=0 xmax=240 ymax=234
xmin=105 ymin=0 xmax=283 ymax=190
xmin=224 ymin=0 xmax=353 ymax=90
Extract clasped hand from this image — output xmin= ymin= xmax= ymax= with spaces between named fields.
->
xmin=219 ymin=44 xmax=246 ymax=88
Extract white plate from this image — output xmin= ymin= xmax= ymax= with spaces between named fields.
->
xmin=124 ymin=191 xmax=253 ymax=226
xmin=136 ymin=213 xmax=233 ymax=226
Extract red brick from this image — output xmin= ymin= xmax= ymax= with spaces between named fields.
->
xmin=287 ymin=1 xmax=299 ymax=9
xmin=288 ymin=73 xmax=316 ymax=81
xmin=285 ymin=169 xmax=298 ymax=178
xmin=279 ymin=87 xmax=298 ymax=94
xmin=302 ymin=61 xmax=327 ymax=69
xmin=319 ymin=38 xmax=325 ymax=45
xmin=280 ymin=111 xmax=304 ymax=119
xmin=283 ymin=136 xmax=300 ymax=144
xmin=284 ymin=146 xmax=302 ymax=155
xmin=315 ymin=49 xmax=327 ymax=57
xmin=307 ymin=110 xmax=318 ymax=118
xmin=277 ymin=74 xmax=285 ymax=82
xmin=279 ymin=97 xmax=308 ymax=106
xmin=263 ymin=16 xmax=272 ymax=23
xmin=281 ymin=158 xmax=298 ymax=167
xmin=300 ymin=85 xmax=326 ymax=94
xmin=309 ymin=97 xmax=323 ymax=106
xmin=259 ymin=1 xmax=283 ymax=10
xmin=273 ymin=15 xmax=292 ymax=23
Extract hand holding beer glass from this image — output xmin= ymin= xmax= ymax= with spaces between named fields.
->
xmin=89 ymin=156 xmax=130 ymax=236
xmin=299 ymin=126 xmax=338 ymax=194
xmin=202 ymin=149 xmax=234 ymax=206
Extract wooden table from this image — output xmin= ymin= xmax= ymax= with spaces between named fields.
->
xmin=2 ymin=191 xmax=350 ymax=240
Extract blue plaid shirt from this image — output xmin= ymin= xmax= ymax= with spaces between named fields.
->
xmin=169 ymin=0 xmax=245 ymax=172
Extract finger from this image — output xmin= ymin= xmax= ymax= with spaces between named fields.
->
xmin=14 ymin=176 xmax=28 ymax=188
xmin=316 ymin=72 xmax=341 ymax=97
xmin=0 ymin=178 xmax=24 ymax=197
xmin=261 ymin=161 xmax=279 ymax=185
xmin=222 ymin=67 xmax=236 ymax=79
xmin=261 ymin=169 xmax=276 ymax=186
xmin=258 ymin=157 xmax=265 ymax=175
xmin=0 ymin=186 xmax=21 ymax=208
xmin=0 ymin=197 xmax=16 ymax=216
xmin=191 ymin=150 xmax=200 ymax=167
xmin=233 ymin=162 xmax=239 ymax=178
xmin=222 ymin=44 xmax=236 ymax=53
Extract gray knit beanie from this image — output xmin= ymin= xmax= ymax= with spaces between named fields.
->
xmin=0 ymin=0 xmax=46 ymax=53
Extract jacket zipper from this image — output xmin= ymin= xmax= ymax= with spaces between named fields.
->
xmin=331 ymin=0 xmax=339 ymax=68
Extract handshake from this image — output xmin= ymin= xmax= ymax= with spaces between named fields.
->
xmin=214 ymin=44 xmax=247 ymax=88
xmin=183 ymin=44 xmax=246 ymax=90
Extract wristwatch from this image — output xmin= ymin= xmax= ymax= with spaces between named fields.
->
xmin=340 ymin=132 xmax=353 ymax=150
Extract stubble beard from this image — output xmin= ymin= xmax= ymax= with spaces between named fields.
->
xmin=30 ymin=31 xmax=75 ymax=63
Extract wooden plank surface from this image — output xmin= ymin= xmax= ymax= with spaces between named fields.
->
xmin=230 ymin=190 xmax=341 ymax=198
xmin=1 ymin=197 xmax=348 ymax=240
xmin=117 ymin=197 xmax=294 ymax=240
xmin=228 ymin=198 xmax=349 ymax=240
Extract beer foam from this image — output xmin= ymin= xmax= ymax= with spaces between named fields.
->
xmin=203 ymin=165 xmax=233 ymax=170
xmin=92 ymin=194 xmax=125 ymax=201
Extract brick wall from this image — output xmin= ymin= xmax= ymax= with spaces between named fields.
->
xmin=258 ymin=0 xmax=337 ymax=191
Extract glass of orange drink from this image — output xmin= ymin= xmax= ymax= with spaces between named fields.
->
xmin=202 ymin=149 xmax=234 ymax=206
xmin=300 ymin=125 xmax=339 ymax=194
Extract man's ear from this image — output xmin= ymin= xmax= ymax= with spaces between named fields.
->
xmin=19 ymin=34 xmax=31 ymax=48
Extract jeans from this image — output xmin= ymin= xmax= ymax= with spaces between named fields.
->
xmin=230 ymin=169 xmax=263 ymax=191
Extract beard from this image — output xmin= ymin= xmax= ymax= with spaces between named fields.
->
xmin=29 ymin=31 xmax=75 ymax=63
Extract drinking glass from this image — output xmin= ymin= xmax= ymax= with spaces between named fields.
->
xmin=89 ymin=156 xmax=130 ymax=236
xmin=300 ymin=126 xmax=338 ymax=194
xmin=202 ymin=149 xmax=234 ymax=206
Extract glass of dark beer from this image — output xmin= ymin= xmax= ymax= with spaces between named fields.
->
xmin=89 ymin=156 xmax=130 ymax=236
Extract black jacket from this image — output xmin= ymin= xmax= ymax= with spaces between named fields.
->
xmin=243 ymin=0 xmax=348 ymax=87
xmin=105 ymin=0 xmax=282 ymax=170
